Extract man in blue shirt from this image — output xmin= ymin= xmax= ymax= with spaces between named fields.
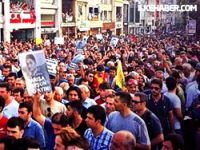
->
xmin=18 ymin=102 xmax=46 ymax=149
xmin=32 ymin=91 xmax=70 ymax=150
xmin=84 ymin=105 xmax=113 ymax=150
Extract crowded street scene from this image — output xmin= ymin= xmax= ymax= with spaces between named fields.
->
xmin=0 ymin=0 xmax=200 ymax=150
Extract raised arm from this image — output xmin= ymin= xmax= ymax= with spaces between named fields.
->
xmin=32 ymin=91 xmax=45 ymax=126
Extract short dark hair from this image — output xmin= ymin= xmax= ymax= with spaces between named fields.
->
xmin=134 ymin=92 xmax=147 ymax=103
xmin=109 ymin=66 xmax=116 ymax=71
xmin=78 ymin=78 xmax=88 ymax=85
xmin=13 ymin=88 xmax=24 ymax=97
xmin=116 ymin=91 xmax=132 ymax=107
xmin=97 ymin=65 xmax=105 ymax=72
xmin=87 ymin=105 xmax=106 ymax=125
xmin=164 ymin=133 xmax=184 ymax=150
xmin=8 ymin=72 xmax=17 ymax=79
xmin=19 ymin=101 xmax=33 ymax=113
xmin=7 ymin=117 xmax=25 ymax=130
xmin=0 ymin=136 xmax=16 ymax=150
xmin=166 ymin=76 xmax=177 ymax=91
xmin=0 ymin=96 xmax=5 ymax=112
xmin=52 ymin=113 xmax=70 ymax=127
xmin=151 ymin=78 xmax=163 ymax=89
xmin=0 ymin=82 xmax=11 ymax=92
xmin=14 ymin=137 xmax=40 ymax=150
xmin=66 ymin=101 xmax=83 ymax=115
xmin=2 ymin=64 xmax=12 ymax=70
xmin=99 ymin=82 xmax=111 ymax=90
xmin=66 ymin=86 xmax=82 ymax=101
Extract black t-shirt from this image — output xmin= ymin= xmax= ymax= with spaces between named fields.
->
xmin=146 ymin=94 xmax=173 ymax=136
xmin=141 ymin=109 xmax=163 ymax=150
xmin=75 ymin=120 xmax=88 ymax=137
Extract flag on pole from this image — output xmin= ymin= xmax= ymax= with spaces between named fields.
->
xmin=115 ymin=60 xmax=125 ymax=89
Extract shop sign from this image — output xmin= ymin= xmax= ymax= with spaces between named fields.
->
xmin=10 ymin=11 xmax=36 ymax=24
xmin=102 ymin=22 xmax=115 ymax=30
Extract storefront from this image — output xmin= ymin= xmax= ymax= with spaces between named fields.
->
xmin=41 ymin=14 xmax=56 ymax=40
xmin=102 ymin=22 xmax=115 ymax=35
xmin=9 ymin=11 xmax=36 ymax=41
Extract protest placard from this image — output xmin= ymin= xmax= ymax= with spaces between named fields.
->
xmin=110 ymin=37 xmax=119 ymax=47
xmin=18 ymin=50 xmax=51 ymax=96
xmin=46 ymin=59 xmax=58 ymax=76
xmin=54 ymin=37 xmax=64 ymax=45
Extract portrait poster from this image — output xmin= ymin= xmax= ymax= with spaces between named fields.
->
xmin=18 ymin=50 xmax=51 ymax=96
xmin=110 ymin=37 xmax=119 ymax=47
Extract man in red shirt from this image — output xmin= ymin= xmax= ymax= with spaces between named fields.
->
xmin=0 ymin=96 xmax=8 ymax=138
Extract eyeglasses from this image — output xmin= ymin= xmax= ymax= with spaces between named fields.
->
xmin=132 ymin=100 xmax=143 ymax=104
xmin=88 ymin=75 xmax=94 ymax=78
xmin=47 ymin=107 xmax=51 ymax=118
xmin=151 ymin=86 xmax=160 ymax=90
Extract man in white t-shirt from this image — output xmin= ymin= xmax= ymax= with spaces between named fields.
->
xmin=0 ymin=82 xmax=19 ymax=119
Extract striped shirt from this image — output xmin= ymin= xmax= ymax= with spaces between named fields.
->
xmin=84 ymin=127 xmax=113 ymax=150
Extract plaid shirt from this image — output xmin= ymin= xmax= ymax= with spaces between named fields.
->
xmin=84 ymin=127 xmax=113 ymax=150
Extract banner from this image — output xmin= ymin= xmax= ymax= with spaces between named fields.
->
xmin=54 ymin=37 xmax=64 ymax=45
xmin=18 ymin=50 xmax=51 ymax=96
xmin=187 ymin=20 xmax=196 ymax=35
xmin=46 ymin=59 xmax=58 ymax=76
xmin=115 ymin=60 xmax=125 ymax=89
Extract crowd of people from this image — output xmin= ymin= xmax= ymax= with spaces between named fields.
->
xmin=10 ymin=0 xmax=33 ymax=12
xmin=0 ymin=32 xmax=199 ymax=150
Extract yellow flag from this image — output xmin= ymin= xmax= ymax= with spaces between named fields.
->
xmin=115 ymin=60 xmax=125 ymax=89
xmin=35 ymin=38 xmax=43 ymax=45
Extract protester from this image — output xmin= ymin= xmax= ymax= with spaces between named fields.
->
xmin=84 ymin=105 xmax=113 ymax=150
xmin=110 ymin=130 xmax=136 ymax=150
xmin=106 ymin=91 xmax=151 ymax=149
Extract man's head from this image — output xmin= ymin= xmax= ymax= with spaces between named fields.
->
xmin=6 ymin=117 xmax=25 ymax=139
xmin=54 ymin=86 xmax=64 ymax=102
xmin=18 ymin=102 xmax=32 ymax=123
xmin=7 ymin=72 xmax=17 ymax=87
xmin=85 ymin=71 xmax=94 ymax=83
xmin=166 ymin=76 xmax=177 ymax=91
xmin=109 ymin=66 xmax=116 ymax=78
xmin=0 ymin=82 xmax=11 ymax=101
xmin=44 ymin=86 xmax=55 ymax=104
xmin=67 ymin=74 xmax=75 ymax=86
xmin=99 ymin=82 xmax=111 ymax=99
xmin=85 ymin=105 xmax=106 ymax=129
xmin=105 ymin=94 xmax=115 ymax=115
xmin=66 ymin=101 xmax=82 ymax=119
xmin=78 ymin=84 xmax=90 ymax=101
xmin=12 ymin=88 xmax=24 ymax=103
xmin=51 ymin=113 xmax=70 ymax=135
xmin=114 ymin=92 xmax=132 ymax=112
xmin=132 ymin=92 xmax=147 ymax=113
xmin=96 ymin=65 xmax=105 ymax=78
xmin=162 ymin=133 xmax=184 ymax=150
xmin=2 ymin=64 xmax=11 ymax=78
xmin=26 ymin=54 xmax=37 ymax=73
xmin=150 ymin=78 xmax=162 ymax=97
xmin=66 ymin=86 xmax=82 ymax=102
xmin=125 ymin=76 xmax=138 ymax=94
xmin=110 ymin=130 xmax=136 ymax=150
xmin=15 ymin=78 xmax=25 ymax=89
